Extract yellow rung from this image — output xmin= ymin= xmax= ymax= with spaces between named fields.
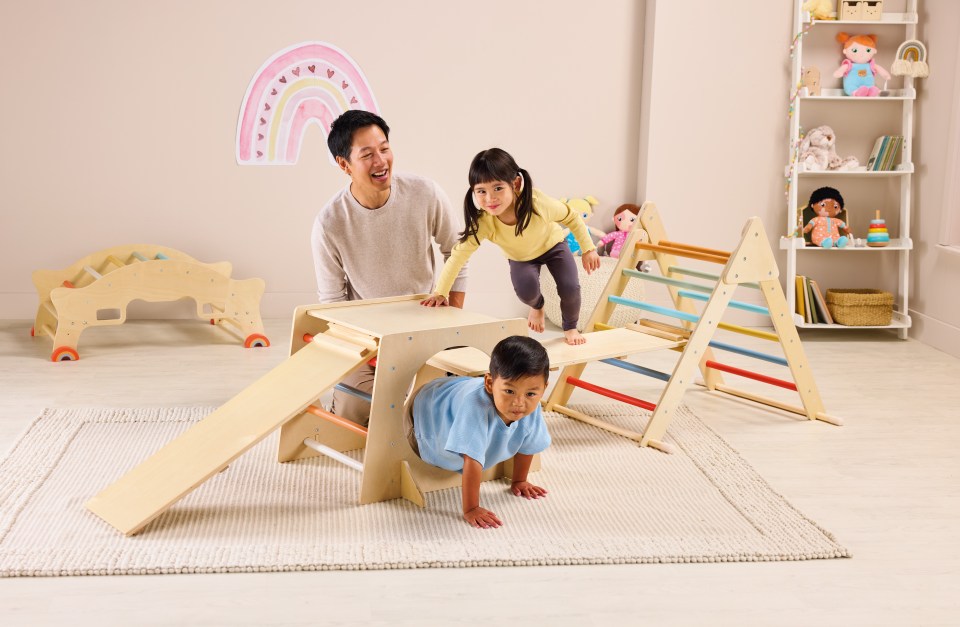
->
xmin=593 ymin=322 xmax=614 ymax=331
xmin=717 ymin=322 xmax=779 ymax=342
xmin=106 ymin=255 xmax=126 ymax=268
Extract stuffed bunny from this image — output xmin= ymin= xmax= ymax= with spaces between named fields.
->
xmin=798 ymin=125 xmax=859 ymax=172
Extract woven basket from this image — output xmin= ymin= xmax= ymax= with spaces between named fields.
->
xmin=825 ymin=289 xmax=893 ymax=326
xmin=540 ymin=256 xmax=644 ymax=331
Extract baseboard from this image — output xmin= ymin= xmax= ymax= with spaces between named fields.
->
xmin=909 ymin=310 xmax=960 ymax=359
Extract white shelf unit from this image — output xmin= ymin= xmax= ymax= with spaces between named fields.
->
xmin=785 ymin=0 xmax=918 ymax=338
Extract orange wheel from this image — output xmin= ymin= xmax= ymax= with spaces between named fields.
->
xmin=244 ymin=333 xmax=270 ymax=348
xmin=210 ymin=318 xmax=216 ymax=325
xmin=51 ymin=347 xmax=80 ymax=362
xmin=30 ymin=326 xmax=35 ymax=337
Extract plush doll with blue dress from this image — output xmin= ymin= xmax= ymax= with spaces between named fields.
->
xmin=833 ymin=32 xmax=891 ymax=97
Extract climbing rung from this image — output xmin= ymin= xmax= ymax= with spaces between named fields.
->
xmin=659 ymin=239 xmax=732 ymax=258
xmin=623 ymin=268 xmax=714 ymax=293
xmin=302 ymin=438 xmax=364 ymax=471
xmin=608 ymin=295 xmax=699 ymax=323
xmin=717 ymin=322 xmax=779 ymax=342
xmin=668 ymin=266 xmax=760 ymax=290
xmin=600 ymin=358 xmax=671 ymax=382
xmin=304 ymin=404 xmax=369 ymax=437
xmin=677 ymin=289 xmax=770 ymax=315
xmin=334 ymin=383 xmax=373 ymax=403
xmin=106 ymin=255 xmax=126 ymax=268
xmin=82 ymin=265 xmax=102 ymax=280
xmin=131 ymin=252 xmax=148 ymax=262
xmin=705 ymin=360 xmax=797 ymax=391
xmin=707 ymin=340 xmax=788 ymax=366
xmin=566 ymin=376 xmax=657 ymax=411
xmin=155 ymin=252 xmax=169 ymax=260
xmin=635 ymin=242 xmax=729 ymax=265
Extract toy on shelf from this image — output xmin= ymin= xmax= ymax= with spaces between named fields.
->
xmin=867 ymin=210 xmax=891 ymax=246
xmin=32 ymin=245 xmax=269 ymax=361
xmin=799 ymin=125 xmax=859 ymax=171
xmin=803 ymin=0 xmax=835 ymax=20
xmin=839 ymin=0 xmax=883 ymax=20
xmin=598 ymin=204 xmax=640 ymax=259
xmin=560 ymin=196 xmax=605 ymax=255
xmin=833 ymin=32 xmax=891 ymax=97
xmin=802 ymin=187 xmax=853 ymax=248
xmin=892 ymin=40 xmax=930 ymax=78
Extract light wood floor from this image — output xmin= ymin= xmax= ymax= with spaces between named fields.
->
xmin=0 ymin=317 xmax=957 ymax=626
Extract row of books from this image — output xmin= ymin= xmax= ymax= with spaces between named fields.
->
xmin=866 ymin=135 xmax=903 ymax=171
xmin=795 ymin=276 xmax=834 ymax=325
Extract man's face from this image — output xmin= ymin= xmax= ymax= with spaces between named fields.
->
xmin=338 ymin=125 xmax=393 ymax=194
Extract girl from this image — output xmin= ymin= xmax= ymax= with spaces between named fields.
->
xmin=421 ymin=148 xmax=600 ymax=345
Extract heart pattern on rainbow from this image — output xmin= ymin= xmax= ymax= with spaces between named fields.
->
xmin=236 ymin=42 xmax=380 ymax=165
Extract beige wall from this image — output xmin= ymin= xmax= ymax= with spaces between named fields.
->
xmin=2 ymin=0 xmax=957 ymax=353
xmin=0 ymin=0 xmax=644 ymax=321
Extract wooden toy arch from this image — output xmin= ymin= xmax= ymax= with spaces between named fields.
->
xmin=32 ymin=245 xmax=268 ymax=361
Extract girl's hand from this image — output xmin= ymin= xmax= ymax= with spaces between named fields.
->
xmin=581 ymin=250 xmax=601 ymax=275
xmin=420 ymin=294 xmax=448 ymax=307
xmin=463 ymin=506 xmax=503 ymax=528
xmin=511 ymin=480 xmax=548 ymax=499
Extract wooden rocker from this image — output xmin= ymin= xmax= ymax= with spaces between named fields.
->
xmin=31 ymin=245 xmax=268 ymax=361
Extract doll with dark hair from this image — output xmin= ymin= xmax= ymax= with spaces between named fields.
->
xmin=803 ymin=186 xmax=853 ymax=248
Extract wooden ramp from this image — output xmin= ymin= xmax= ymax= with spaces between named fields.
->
xmin=85 ymin=334 xmax=373 ymax=536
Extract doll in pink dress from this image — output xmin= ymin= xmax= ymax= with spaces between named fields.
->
xmin=598 ymin=204 xmax=651 ymax=271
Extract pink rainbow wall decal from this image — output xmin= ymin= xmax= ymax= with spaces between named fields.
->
xmin=236 ymin=42 xmax=380 ymax=165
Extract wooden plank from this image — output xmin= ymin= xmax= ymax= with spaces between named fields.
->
xmin=85 ymin=337 xmax=372 ymax=535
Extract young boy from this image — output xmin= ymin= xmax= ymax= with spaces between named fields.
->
xmin=412 ymin=336 xmax=551 ymax=528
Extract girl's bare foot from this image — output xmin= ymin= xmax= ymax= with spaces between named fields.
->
xmin=564 ymin=329 xmax=586 ymax=345
xmin=527 ymin=307 xmax=545 ymax=333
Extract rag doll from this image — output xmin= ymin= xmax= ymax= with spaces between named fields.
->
xmin=560 ymin=196 xmax=605 ymax=254
xmin=833 ymin=32 xmax=891 ymax=97
xmin=802 ymin=187 xmax=853 ymax=248
xmin=599 ymin=203 xmax=651 ymax=272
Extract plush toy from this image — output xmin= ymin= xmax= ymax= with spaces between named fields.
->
xmin=560 ymin=196 xmax=605 ymax=255
xmin=802 ymin=0 xmax=835 ymax=20
xmin=833 ymin=32 xmax=891 ymax=97
xmin=598 ymin=204 xmax=640 ymax=258
xmin=802 ymin=187 xmax=853 ymax=248
xmin=798 ymin=125 xmax=859 ymax=172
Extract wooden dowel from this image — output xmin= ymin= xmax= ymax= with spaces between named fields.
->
xmin=82 ymin=265 xmax=102 ymax=280
xmin=659 ymin=239 xmax=732 ymax=257
xmin=302 ymin=437 xmax=364 ymax=471
xmin=705 ymin=360 xmax=797 ymax=391
xmin=106 ymin=255 xmax=126 ymax=268
xmin=623 ymin=268 xmax=715 ymax=293
xmin=609 ymin=295 xmax=700 ymax=324
xmin=131 ymin=252 xmax=148 ymax=262
xmin=678 ymin=289 xmax=771 ymax=315
xmin=635 ymin=242 xmax=729 ymax=265
xmin=566 ymin=376 xmax=657 ymax=411
xmin=668 ymin=266 xmax=761 ymax=290
xmin=717 ymin=322 xmax=779 ymax=342
xmin=593 ymin=322 xmax=615 ymax=331
xmin=305 ymin=404 xmax=369 ymax=437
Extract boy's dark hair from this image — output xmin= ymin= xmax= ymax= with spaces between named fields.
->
xmin=808 ymin=186 xmax=844 ymax=209
xmin=489 ymin=336 xmax=550 ymax=383
xmin=461 ymin=148 xmax=536 ymax=243
xmin=326 ymin=110 xmax=390 ymax=163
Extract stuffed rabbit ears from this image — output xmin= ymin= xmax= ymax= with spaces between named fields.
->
xmin=892 ymin=40 xmax=930 ymax=78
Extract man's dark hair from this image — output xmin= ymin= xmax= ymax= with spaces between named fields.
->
xmin=489 ymin=336 xmax=550 ymax=383
xmin=326 ymin=110 xmax=390 ymax=162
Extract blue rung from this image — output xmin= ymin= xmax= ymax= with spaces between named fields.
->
xmin=608 ymin=295 xmax=700 ymax=323
xmin=707 ymin=340 xmax=788 ymax=366
xmin=601 ymin=358 xmax=671 ymax=382
xmin=334 ymin=383 xmax=373 ymax=403
xmin=155 ymin=252 xmax=169 ymax=260
xmin=677 ymin=289 xmax=770 ymax=315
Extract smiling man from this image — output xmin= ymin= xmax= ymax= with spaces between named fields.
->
xmin=311 ymin=110 xmax=468 ymax=425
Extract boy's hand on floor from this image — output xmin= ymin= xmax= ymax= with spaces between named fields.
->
xmin=510 ymin=481 xmax=548 ymax=499
xmin=463 ymin=506 xmax=503 ymax=529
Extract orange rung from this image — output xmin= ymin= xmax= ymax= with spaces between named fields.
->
xmin=305 ymin=404 xmax=369 ymax=437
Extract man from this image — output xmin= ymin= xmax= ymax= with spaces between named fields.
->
xmin=312 ymin=110 xmax=467 ymax=425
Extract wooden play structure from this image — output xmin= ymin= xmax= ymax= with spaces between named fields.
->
xmin=85 ymin=205 xmax=841 ymax=535
xmin=32 ymin=245 xmax=269 ymax=361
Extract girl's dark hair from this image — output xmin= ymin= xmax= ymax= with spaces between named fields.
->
xmin=461 ymin=148 xmax=535 ymax=244
xmin=489 ymin=336 xmax=550 ymax=383
xmin=327 ymin=110 xmax=390 ymax=162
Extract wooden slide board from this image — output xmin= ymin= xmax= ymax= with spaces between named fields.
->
xmin=85 ymin=334 xmax=372 ymax=535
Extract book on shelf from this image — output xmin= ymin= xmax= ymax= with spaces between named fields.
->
xmin=810 ymin=278 xmax=834 ymax=324
xmin=795 ymin=276 xmax=806 ymax=319
xmin=806 ymin=277 xmax=819 ymax=324
xmin=882 ymin=136 xmax=903 ymax=171
xmin=868 ymin=135 xmax=904 ymax=171
xmin=866 ymin=136 xmax=885 ymax=171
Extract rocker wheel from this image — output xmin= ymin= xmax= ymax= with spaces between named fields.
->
xmin=244 ymin=333 xmax=270 ymax=348
xmin=51 ymin=347 xmax=80 ymax=362
xmin=30 ymin=326 xmax=35 ymax=337
xmin=210 ymin=318 xmax=216 ymax=325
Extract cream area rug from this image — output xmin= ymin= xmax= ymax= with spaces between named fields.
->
xmin=0 ymin=404 xmax=848 ymax=577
